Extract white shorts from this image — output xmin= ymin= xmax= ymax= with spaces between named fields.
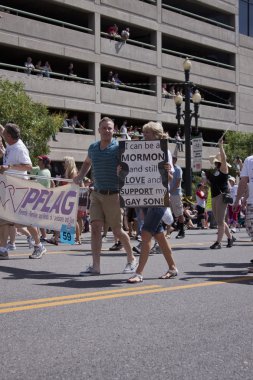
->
xmin=245 ymin=204 xmax=253 ymax=238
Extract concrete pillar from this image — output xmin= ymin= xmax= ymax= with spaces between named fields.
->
xmin=94 ymin=12 xmax=100 ymax=54
xmin=157 ymin=75 xmax=162 ymax=113
xmin=94 ymin=112 xmax=101 ymax=140
xmin=157 ymin=0 xmax=162 ymax=24
xmin=95 ymin=62 xmax=101 ymax=105
xmin=156 ymin=30 xmax=162 ymax=69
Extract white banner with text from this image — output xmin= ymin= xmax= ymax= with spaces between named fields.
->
xmin=0 ymin=174 xmax=79 ymax=231
xmin=119 ymin=140 xmax=169 ymax=207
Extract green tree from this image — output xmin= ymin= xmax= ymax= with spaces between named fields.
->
xmin=0 ymin=79 xmax=64 ymax=161
xmin=224 ymin=130 xmax=253 ymax=163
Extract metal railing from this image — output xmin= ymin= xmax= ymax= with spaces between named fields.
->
xmin=140 ymin=0 xmax=157 ymax=4
xmin=0 ymin=63 xmax=234 ymax=108
xmin=0 ymin=5 xmax=93 ymax=34
xmin=101 ymin=81 xmax=156 ymax=95
xmin=162 ymin=48 xmax=235 ymax=70
xmin=168 ymin=138 xmax=221 ymax=147
xmin=162 ymin=93 xmax=234 ymax=109
xmin=162 ymin=3 xmax=235 ymax=31
xmin=61 ymin=126 xmax=94 ymax=135
xmin=0 ymin=62 xmax=94 ymax=84
xmin=201 ymin=99 xmax=234 ymax=109
xmin=100 ymin=32 xmax=156 ymax=50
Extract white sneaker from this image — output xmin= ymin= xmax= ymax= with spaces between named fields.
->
xmin=6 ymin=242 xmax=16 ymax=251
xmin=29 ymin=244 xmax=46 ymax=259
xmin=79 ymin=265 xmax=100 ymax=276
xmin=122 ymin=258 xmax=137 ymax=273
xmin=0 ymin=247 xmax=9 ymax=260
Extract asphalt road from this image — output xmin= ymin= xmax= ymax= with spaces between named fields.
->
xmin=0 ymin=228 xmax=253 ymax=380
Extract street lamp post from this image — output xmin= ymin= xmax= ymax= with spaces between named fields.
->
xmin=174 ymin=58 xmax=201 ymax=198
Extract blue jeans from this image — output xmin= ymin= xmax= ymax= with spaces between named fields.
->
xmin=142 ymin=207 xmax=166 ymax=235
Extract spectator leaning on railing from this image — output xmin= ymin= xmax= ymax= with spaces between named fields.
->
xmin=24 ymin=56 xmax=35 ymax=75
xmin=121 ymin=27 xmax=130 ymax=43
xmin=107 ymin=24 xmax=119 ymax=39
xmin=43 ymin=61 xmax=52 ymax=77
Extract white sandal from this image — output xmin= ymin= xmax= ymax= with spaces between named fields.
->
xmin=159 ymin=268 xmax=178 ymax=279
xmin=127 ymin=273 xmax=143 ymax=283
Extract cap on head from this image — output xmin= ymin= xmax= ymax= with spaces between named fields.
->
xmin=228 ymin=176 xmax=236 ymax=183
xmin=38 ymin=155 xmax=50 ymax=164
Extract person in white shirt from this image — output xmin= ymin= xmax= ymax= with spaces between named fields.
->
xmin=227 ymin=176 xmax=240 ymax=233
xmin=0 ymin=123 xmax=47 ymax=259
xmin=233 ymin=156 xmax=253 ymax=272
xmin=195 ymin=183 xmax=207 ymax=229
xmin=121 ymin=27 xmax=130 ymax=43
xmin=120 ymin=120 xmax=129 ymax=140
xmin=24 ymin=57 xmax=35 ymax=75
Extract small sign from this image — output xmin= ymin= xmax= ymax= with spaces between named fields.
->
xmin=192 ymin=137 xmax=203 ymax=172
xmin=118 ymin=139 xmax=170 ymax=208
xmin=60 ymin=224 xmax=75 ymax=245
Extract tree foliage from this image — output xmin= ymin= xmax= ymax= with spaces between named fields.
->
xmin=224 ymin=130 xmax=253 ymax=163
xmin=0 ymin=79 xmax=64 ymax=162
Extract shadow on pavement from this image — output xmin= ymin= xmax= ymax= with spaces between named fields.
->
xmin=200 ymin=262 xmax=252 ymax=268
xmin=173 ymin=246 xmax=210 ymax=251
xmin=0 ymin=266 xmax=80 ymax=280
xmin=39 ymin=278 xmax=130 ymax=289
xmin=180 ymin=271 xmax=253 ymax=285
xmin=0 ymin=266 xmax=129 ymax=289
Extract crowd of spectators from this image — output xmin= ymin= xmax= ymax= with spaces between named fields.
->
xmin=62 ymin=115 xmax=91 ymax=134
xmin=24 ymin=56 xmax=78 ymax=79
xmin=162 ymin=83 xmax=184 ymax=98
xmin=107 ymin=70 xmax=123 ymax=87
xmin=107 ymin=24 xmax=130 ymax=43
xmin=25 ymin=57 xmax=52 ymax=77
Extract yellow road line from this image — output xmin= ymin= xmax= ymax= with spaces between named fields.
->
xmin=0 ymin=276 xmax=252 ymax=315
xmin=0 ymin=285 xmax=160 ymax=308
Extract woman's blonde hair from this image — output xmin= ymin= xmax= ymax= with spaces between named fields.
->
xmin=142 ymin=121 xmax=169 ymax=139
xmin=63 ymin=156 xmax=77 ymax=179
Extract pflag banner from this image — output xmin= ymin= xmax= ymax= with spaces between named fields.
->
xmin=118 ymin=139 xmax=170 ymax=207
xmin=0 ymin=174 xmax=79 ymax=231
